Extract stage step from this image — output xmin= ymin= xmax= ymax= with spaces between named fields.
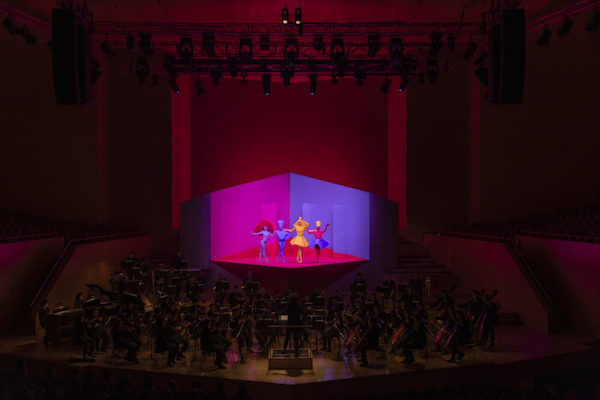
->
xmin=268 ymin=348 xmax=313 ymax=370
xmin=398 ymin=243 xmax=430 ymax=257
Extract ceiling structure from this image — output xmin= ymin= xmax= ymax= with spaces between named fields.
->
xmin=4 ymin=0 xmax=575 ymax=25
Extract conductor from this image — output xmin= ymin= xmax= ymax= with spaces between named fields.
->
xmin=283 ymin=289 xmax=303 ymax=357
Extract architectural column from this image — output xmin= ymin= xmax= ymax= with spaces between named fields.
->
xmin=171 ymin=75 xmax=192 ymax=230
xmin=387 ymin=77 xmax=407 ymax=229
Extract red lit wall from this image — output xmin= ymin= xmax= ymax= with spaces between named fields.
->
xmin=0 ymin=31 xmax=101 ymax=224
xmin=406 ymin=63 xmax=470 ymax=232
xmin=189 ymin=78 xmax=389 ymax=198
xmin=478 ymin=15 xmax=600 ymax=222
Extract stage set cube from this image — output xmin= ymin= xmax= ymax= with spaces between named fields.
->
xmin=180 ymin=173 xmax=397 ymax=293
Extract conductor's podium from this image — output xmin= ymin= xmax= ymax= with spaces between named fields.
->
xmin=268 ymin=348 xmax=313 ymax=370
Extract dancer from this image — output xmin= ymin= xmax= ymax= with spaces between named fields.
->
xmin=273 ymin=220 xmax=291 ymax=263
xmin=250 ymin=225 xmax=273 ymax=263
xmin=307 ymin=221 xmax=330 ymax=263
xmin=284 ymin=217 xmax=310 ymax=263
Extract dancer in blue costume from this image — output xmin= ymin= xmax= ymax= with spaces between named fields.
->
xmin=273 ymin=220 xmax=291 ymax=263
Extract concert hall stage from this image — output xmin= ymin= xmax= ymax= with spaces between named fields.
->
xmin=1 ymin=327 xmax=598 ymax=400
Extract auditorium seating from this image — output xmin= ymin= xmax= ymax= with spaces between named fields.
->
xmin=1 ymin=358 xmax=599 ymax=399
xmin=0 ymin=210 xmax=116 ymax=241
xmin=460 ymin=203 xmax=600 ymax=242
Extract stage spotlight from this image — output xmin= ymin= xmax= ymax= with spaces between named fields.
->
xmin=390 ymin=37 xmax=404 ymax=68
xmin=100 ymin=40 xmax=116 ymax=58
xmin=379 ymin=77 xmax=391 ymax=94
xmin=284 ymin=38 xmax=299 ymax=64
xmin=585 ymin=12 xmax=600 ymax=32
xmin=136 ymin=58 xmax=150 ymax=83
xmin=151 ymin=74 xmax=159 ymax=87
xmin=309 ymin=73 xmax=318 ymax=95
xmin=169 ymin=77 xmax=180 ymax=94
xmin=430 ymin=33 xmax=443 ymax=55
xmin=462 ymin=41 xmax=478 ymax=60
xmin=138 ymin=33 xmax=153 ymax=56
xmin=177 ymin=37 xmax=194 ymax=64
xmin=353 ymin=63 xmax=366 ymax=86
xmin=536 ymin=28 xmax=552 ymax=47
xmin=259 ymin=35 xmax=270 ymax=51
xmin=426 ymin=59 xmax=439 ymax=84
xmin=126 ymin=35 xmax=135 ymax=50
xmin=281 ymin=7 xmax=289 ymax=24
xmin=313 ymin=35 xmax=324 ymax=51
xmin=294 ymin=8 xmax=302 ymax=25
xmin=194 ymin=80 xmax=205 ymax=95
xmin=203 ymin=33 xmax=216 ymax=57
xmin=447 ymin=35 xmax=456 ymax=50
xmin=21 ymin=26 xmax=36 ymax=45
xmin=368 ymin=34 xmax=381 ymax=57
xmin=330 ymin=38 xmax=345 ymax=63
xmin=262 ymin=73 xmax=271 ymax=95
xmin=281 ymin=65 xmax=294 ymax=86
xmin=557 ymin=17 xmax=574 ymax=37
xmin=238 ymin=38 xmax=253 ymax=64
xmin=398 ymin=75 xmax=409 ymax=92
xmin=209 ymin=66 xmax=223 ymax=85
xmin=2 ymin=17 xmax=20 ymax=35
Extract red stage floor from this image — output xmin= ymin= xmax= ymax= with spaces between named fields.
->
xmin=213 ymin=254 xmax=366 ymax=269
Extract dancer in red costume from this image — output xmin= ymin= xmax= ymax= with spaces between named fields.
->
xmin=307 ymin=221 xmax=330 ymax=263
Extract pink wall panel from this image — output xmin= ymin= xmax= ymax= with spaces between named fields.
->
xmin=424 ymin=234 xmax=548 ymax=332
xmin=210 ymin=174 xmax=289 ymax=260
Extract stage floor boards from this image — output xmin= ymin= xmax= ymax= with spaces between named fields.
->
xmin=0 ymin=327 xmax=595 ymax=386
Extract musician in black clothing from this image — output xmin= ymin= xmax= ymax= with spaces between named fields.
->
xmin=283 ymin=291 xmax=304 ymax=357
xmin=351 ymin=272 xmax=367 ymax=307
xmin=73 ymin=315 xmax=94 ymax=360
xmin=399 ymin=317 xmax=427 ymax=364
xmin=228 ymin=286 xmax=243 ymax=308
xmin=479 ymin=293 xmax=499 ymax=348
xmin=202 ymin=320 xmax=228 ymax=369
xmin=38 ymin=299 xmax=50 ymax=345
xmin=321 ymin=308 xmax=343 ymax=352
xmin=359 ymin=317 xmax=381 ymax=367
xmin=214 ymin=274 xmax=228 ymax=305
xmin=112 ymin=318 xmax=139 ymax=364
xmin=233 ymin=311 xmax=253 ymax=363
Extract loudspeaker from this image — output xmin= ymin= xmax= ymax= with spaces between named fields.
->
xmin=51 ymin=9 xmax=92 ymax=105
xmin=488 ymin=9 xmax=525 ymax=104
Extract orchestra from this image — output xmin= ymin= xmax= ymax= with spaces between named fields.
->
xmin=42 ymin=255 xmax=500 ymax=370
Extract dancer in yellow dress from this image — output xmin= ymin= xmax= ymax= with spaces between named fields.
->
xmin=284 ymin=217 xmax=310 ymax=263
